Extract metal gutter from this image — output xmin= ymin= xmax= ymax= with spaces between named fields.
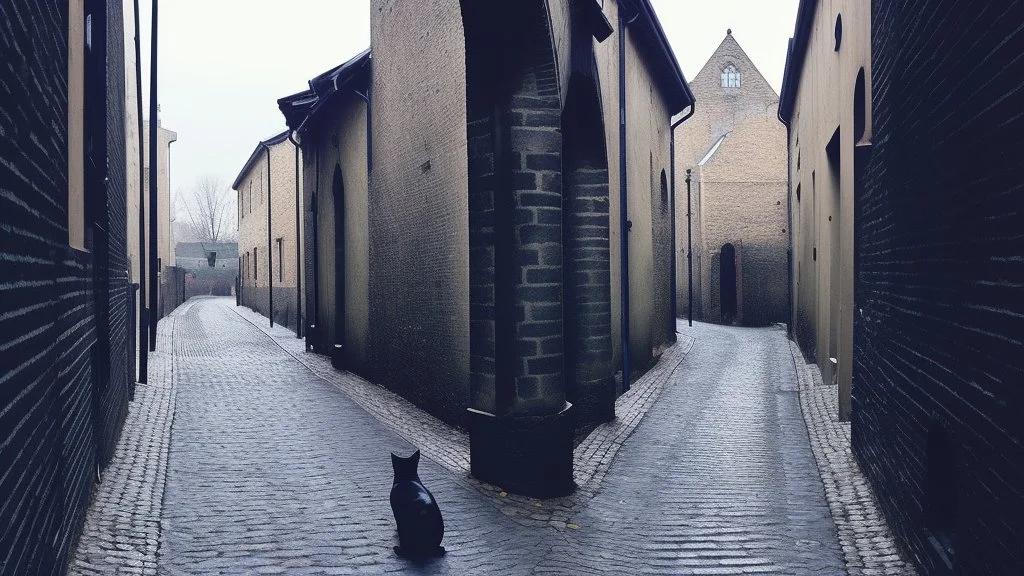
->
xmin=288 ymin=131 xmax=302 ymax=338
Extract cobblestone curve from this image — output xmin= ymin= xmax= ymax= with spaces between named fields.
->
xmin=788 ymin=340 xmax=917 ymax=576
xmin=68 ymin=300 xmax=194 ymax=576
xmin=537 ymin=322 xmax=848 ymax=575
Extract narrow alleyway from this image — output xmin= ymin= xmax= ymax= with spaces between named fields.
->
xmin=95 ymin=297 xmax=846 ymax=574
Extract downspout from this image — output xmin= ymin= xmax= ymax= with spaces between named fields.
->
xmin=686 ymin=169 xmax=693 ymax=327
xmin=780 ymin=112 xmax=794 ymax=339
xmin=134 ymin=0 xmax=147 ymax=382
xmin=353 ymin=84 xmax=373 ymax=176
xmin=147 ymin=0 xmax=159 ymax=352
xmin=311 ymin=146 xmax=320 ymax=350
xmin=618 ymin=6 xmax=640 ymax=392
xmin=288 ymin=131 xmax=302 ymax=338
xmin=669 ymin=106 xmax=694 ymax=330
xmin=263 ymin=142 xmax=274 ymax=328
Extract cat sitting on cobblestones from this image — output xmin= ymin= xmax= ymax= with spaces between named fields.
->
xmin=390 ymin=450 xmax=445 ymax=558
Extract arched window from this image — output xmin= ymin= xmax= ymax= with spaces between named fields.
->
xmin=721 ymin=64 xmax=741 ymax=88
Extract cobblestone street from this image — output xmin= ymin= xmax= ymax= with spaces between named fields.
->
xmin=69 ymin=297 xmax=906 ymax=574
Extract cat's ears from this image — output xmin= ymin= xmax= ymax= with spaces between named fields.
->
xmin=391 ymin=450 xmax=421 ymax=466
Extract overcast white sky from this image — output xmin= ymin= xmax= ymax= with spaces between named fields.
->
xmin=137 ymin=0 xmax=798 ymax=199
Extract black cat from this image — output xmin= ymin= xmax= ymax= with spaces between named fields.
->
xmin=390 ymin=450 xmax=445 ymax=558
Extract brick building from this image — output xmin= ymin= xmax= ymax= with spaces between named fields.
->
xmin=779 ymin=0 xmax=868 ymax=421
xmin=279 ymin=0 xmax=694 ymax=496
xmin=782 ymin=0 xmax=1024 ymax=573
xmin=674 ymin=31 xmax=788 ymax=327
xmin=279 ymin=49 xmax=370 ymax=366
xmin=0 ymin=0 xmax=135 ymax=572
xmin=234 ymin=131 xmax=304 ymax=333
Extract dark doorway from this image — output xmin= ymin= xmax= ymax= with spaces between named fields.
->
xmin=720 ymin=243 xmax=737 ymax=324
xmin=331 ymin=165 xmax=345 ymax=368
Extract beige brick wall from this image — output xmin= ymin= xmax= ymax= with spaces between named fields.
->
xmin=236 ymin=136 xmax=302 ymax=329
xmin=674 ymin=32 xmax=788 ymax=326
xmin=595 ymin=0 xmax=678 ymax=371
xmin=305 ymin=95 xmax=368 ymax=368
xmin=784 ymin=0 xmax=871 ymax=418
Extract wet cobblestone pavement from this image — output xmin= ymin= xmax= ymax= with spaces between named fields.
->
xmin=69 ymin=297 xmax=912 ymax=574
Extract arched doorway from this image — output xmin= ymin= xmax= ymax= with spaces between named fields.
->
xmin=720 ymin=243 xmax=737 ymax=324
xmin=331 ymin=165 xmax=346 ymax=368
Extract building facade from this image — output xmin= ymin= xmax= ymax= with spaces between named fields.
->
xmin=234 ymin=131 xmax=304 ymax=333
xmin=0 ymin=0 xmax=135 ymax=572
xmin=782 ymin=0 xmax=1024 ymax=573
xmin=675 ymin=31 xmax=788 ymax=327
xmin=779 ymin=0 xmax=869 ymax=421
xmin=280 ymin=0 xmax=694 ymax=496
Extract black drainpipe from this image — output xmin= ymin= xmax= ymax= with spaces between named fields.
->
xmin=669 ymin=106 xmax=694 ymax=331
xmin=133 ymin=0 xmax=147 ymax=382
xmin=618 ymin=6 xmax=640 ymax=392
xmin=354 ymin=84 xmax=373 ymax=176
xmin=310 ymin=146 xmax=320 ymax=351
xmin=147 ymin=0 xmax=159 ymax=352
xmin=288 ymin=131 xmax=302 ymax=338
xmin=263 ymin=142 xmax=273 ymax=328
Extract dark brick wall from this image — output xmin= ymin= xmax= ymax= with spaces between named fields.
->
xmin=0 ymin=1 xmax=131 ymax=573
xmin=465 ymin=0 xmax=568 ymax=418
xmin=854 ymin=1 xmax=1024 ymax=574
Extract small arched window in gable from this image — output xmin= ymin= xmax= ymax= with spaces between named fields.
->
xmin=721 ymin=64 xmax=741 ymax=88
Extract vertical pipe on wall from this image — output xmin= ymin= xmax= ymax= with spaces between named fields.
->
xmin=288 ymin=132 xmax=302 ymax=338
xmin=147 ymin=0 xmax=158 ymax=352
xmin=134 ymin=0 xmax=147 ymax=381
xmin=263 ymin=143 xmax=273 ymax=328
xmin=310 ymin=147 xmax=319 ymax=350
xmin=686 ymin=169 xmax=693 ymax=327
xmin=669 ymin=109 xmax=692 ymax=328
xmin=618 ymin=7 xmax=632 ymax=392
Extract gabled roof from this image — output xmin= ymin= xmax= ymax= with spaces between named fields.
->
xmin=231 ymin=130 xmax=291 ymax=190
xmin=277 ymin=48 xmax=372 ymax=134
xmin=621 ymin=0 xmax=696 ymax=115
xmin=692 ymin=30 xmax=779 ymax=98
xmin=779 ymin=0 xmax=817 ymax=123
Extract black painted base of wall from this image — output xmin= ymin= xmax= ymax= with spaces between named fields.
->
xmin=573 ymin=377 xmax=615 ymax=425
xmin=468 ymin=403 xmax=575 ymax=498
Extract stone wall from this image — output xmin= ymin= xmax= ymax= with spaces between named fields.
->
xmin=853 ymin=0 xmax=1024 ymax=573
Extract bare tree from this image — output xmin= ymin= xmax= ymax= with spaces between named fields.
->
xmin=182 ymin=175 xmax=236 ymax=243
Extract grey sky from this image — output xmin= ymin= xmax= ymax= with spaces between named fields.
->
xmin=138 ymin=0 xmax=797 ymax=202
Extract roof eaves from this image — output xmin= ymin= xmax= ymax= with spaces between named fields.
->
xmin=297 ymin=48 xmax=371 ymax=134
xmin=779 ymin=0 xmax=818 ymax=124
xmin=231 ymin=130 xmax=291 ymax=190
xmin=628 ymin=0 xmax=696 ymax=115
